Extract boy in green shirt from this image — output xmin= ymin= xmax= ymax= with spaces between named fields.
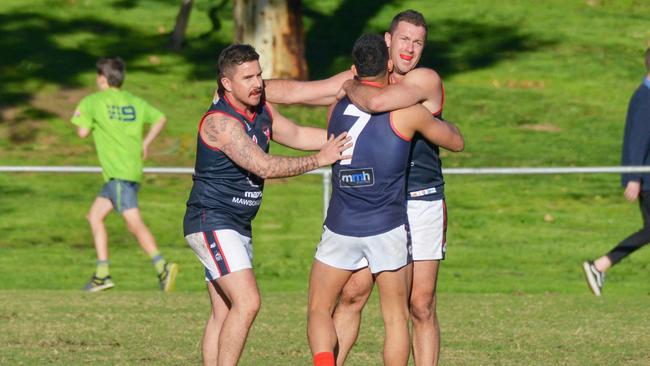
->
xmin=71 ymin=57 xmax=178 ymax=292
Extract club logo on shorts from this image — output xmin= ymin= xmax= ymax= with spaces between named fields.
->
xmin=339 ymin=168 xmax=374 ymax=188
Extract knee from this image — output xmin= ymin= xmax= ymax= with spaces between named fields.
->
xmin=339 ymin=290 xmax=367 ymax=312
xmin=410 ymin=295 xmax=435 ymax=323
xmin=339 ymin=283 xmax=371 ymax=311
xmin=208 ymin=309 xmax=227 ymax=327
xmin=244 ymin=306 xmax=260 ymax=322
xmin=86 ymin=212 xmax=103 ymax=227
xmin=236 ymin=293 xmax=261 ymax=319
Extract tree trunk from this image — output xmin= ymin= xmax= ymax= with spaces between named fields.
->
xmin=170 ymin=0 xmax=193 ymax=51
xmin=234 ymin=0 xmax=308 ymax=80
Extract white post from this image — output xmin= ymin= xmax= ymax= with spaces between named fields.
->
xmin=322 ymin=169 xmax=331 ymax=220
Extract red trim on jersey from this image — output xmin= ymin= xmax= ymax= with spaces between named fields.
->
xmin=213 ymin=230 xmax=231 ymax=273
xmin=359 ymin=80 xmax=383 ymax=88
xmin=198 ymin=110 xmax=246 ymax=151
xmin=202 ymin=231 xmax=222 ymax=276
xmin=389 ymin=111 xmax=411 ymax=142
xmin=223 ymin=93 xmax=257 ymax=122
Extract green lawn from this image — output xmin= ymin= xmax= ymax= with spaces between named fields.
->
xmin=2 ymin=0 xmax=650 ymax=364
xmin=1 ymin=291 xmax=649 ymax=365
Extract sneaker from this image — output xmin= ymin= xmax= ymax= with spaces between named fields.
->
xmin=82 ymin=274 xmax=114 ymax=292
xmin=159 ymin=262 xmax=179 ymax=292
xmin=582 ymin=261 xmax=605 ymax=296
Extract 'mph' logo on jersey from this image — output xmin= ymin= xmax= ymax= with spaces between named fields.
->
xmin=339 ymin=168 xmax=374 ymax=188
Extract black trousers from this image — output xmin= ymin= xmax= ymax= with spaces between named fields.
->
xmin=607 ymin=190 xmax=650 ymax=265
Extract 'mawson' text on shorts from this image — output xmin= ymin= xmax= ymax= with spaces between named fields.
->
xmin=232 ymin=197 xmax=261 ymax=206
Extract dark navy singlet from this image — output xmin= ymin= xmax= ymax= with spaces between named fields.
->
xmin=406 ymin=83 xmax=445 ymax=201
xmin=324 ymin=96 xmax=411 ymax=237
xmin=183 ymin=94 xmax=273 ymax=237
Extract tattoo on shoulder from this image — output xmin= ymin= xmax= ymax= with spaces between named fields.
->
xmin=203 ymin=114 xmax=236 ymax=143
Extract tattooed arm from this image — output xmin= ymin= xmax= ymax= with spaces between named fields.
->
xmin=200 ymin=113 xmax=350 ymax=179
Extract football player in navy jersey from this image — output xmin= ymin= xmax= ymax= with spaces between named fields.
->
xmin=265 ymin=10 xmax=458 ymax=366
xmin=307 ymin=34 xmax=463 ymax=366
xmin=183 ymin=44 xmax=351 ymax=366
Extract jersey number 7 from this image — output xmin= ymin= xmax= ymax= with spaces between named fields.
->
xmin=340 ymin=104 xmax=371 ymax=165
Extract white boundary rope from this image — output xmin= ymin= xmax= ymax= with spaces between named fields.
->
xmin=3 ymin=165 xmax=650 ymax=218
xmin=4 ymin=165 xmax=650 ymax=174
xmin=0 ymin=166 xmax=333 ymax=218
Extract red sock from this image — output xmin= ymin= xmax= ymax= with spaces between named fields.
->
xmin=313 ymin=351 xmax=335 ymax=366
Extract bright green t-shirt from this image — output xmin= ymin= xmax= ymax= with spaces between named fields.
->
xmin=71 ymin=88 xmax=164 ymax=183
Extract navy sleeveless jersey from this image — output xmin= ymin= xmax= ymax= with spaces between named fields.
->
xmin=406 ymin=104 xmax=445 ymax=201
xmin=183 ymin=94 xmax=273 ymax=237
xmin=324 ymin=97 xmax=411 ymax=236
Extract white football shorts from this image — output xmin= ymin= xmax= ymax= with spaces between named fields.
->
xmin=315 ymin=224 xmax=410 ymax=274
xmin=185 ymin=229 xmax=253 ymax=281
xmin=407 ymin=199 xmax=447 ymax=261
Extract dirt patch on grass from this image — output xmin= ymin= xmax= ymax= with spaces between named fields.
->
xmin=1 ymin=88 xmax=91 ymax=144
xmin=520 ymin=123 xmax=562 ymax=133
xmin=31 ymin=87 xmax=92 ymax=121
xmin=0 ymin=106 xmax=21 ymax=122
xmin=0 ymin=105 xmax=44 ymax=143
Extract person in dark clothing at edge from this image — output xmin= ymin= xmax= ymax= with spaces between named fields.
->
xmin=583 ymin=48 xmax=650 ymax=296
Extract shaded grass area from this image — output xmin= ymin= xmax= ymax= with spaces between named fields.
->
xmin=1 ymin=291 xmax=649 ymax=365
xmin=7 ymin=0 xmax=648 ymax=170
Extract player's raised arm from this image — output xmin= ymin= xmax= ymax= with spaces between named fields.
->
xmin=264 ymin=70 xmax=353 ymax=106
xmin=394 ymin=104 xmax=464 ymax=152
xmin=200 ymin=112 xmax=349 ymax=179
xmin=344 ymin=67 xmax=442 ymax=114
xmin=266 ymin=103 xmax=329 ymax=151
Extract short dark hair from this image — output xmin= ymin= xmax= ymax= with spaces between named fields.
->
xmin=352 ymin=34 xmax=389 ymax=78
xmin=96 ymin=57 xmax=125 ymax=87
xmin=217 ymin=44 xmax=260 ymax=89
xmin=645 ymin=48 xmax=650 ymax=71
xmin=389 ymin=9 xmax=428 ymax=38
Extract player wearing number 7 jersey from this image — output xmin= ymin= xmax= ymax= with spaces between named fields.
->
xmin=307 ymin=34 xmax=463 ymax=366
xmin=266 ymin=10 xmax=459 ymax=365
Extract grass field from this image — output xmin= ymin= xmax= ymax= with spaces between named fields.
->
xmin=2 ymin=0 xmax=650 ymax=365
xmin=2 ymin=291 xmax=649 ymax=365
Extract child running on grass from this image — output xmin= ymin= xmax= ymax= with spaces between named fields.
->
xmin=71 ymin=57 xmax=178 ymax=292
